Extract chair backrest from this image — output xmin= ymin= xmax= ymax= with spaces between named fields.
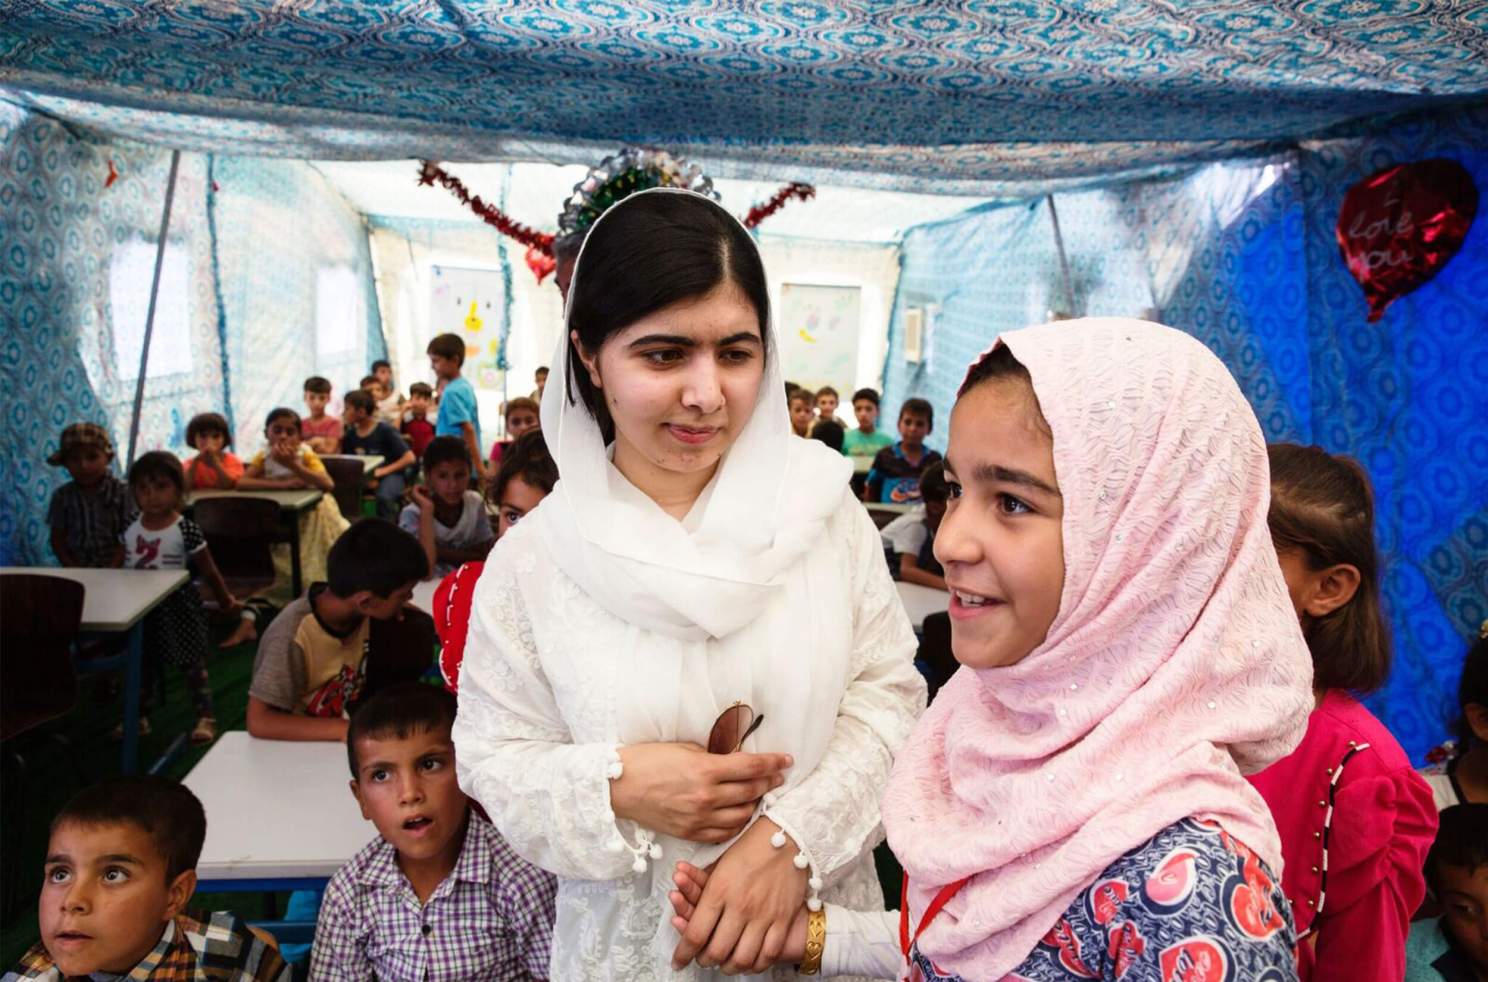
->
xmin=321 ymin=457 xmax=366 ymax=520
xmin=0 ymin=574 xmax=84 ymax=742
xmin=192 ymin=497 xmax=280 ymax=584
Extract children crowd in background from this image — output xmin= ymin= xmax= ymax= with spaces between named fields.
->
xmin=25 ymin=338 xmax=1488 ymax=982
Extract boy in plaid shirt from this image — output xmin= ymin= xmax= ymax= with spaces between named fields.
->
xmin=4 ymin=777 xmax=288 ymax=982
xmin=311 ymin=683 xmax=557 ymax=981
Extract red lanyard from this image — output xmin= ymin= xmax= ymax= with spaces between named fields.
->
xmin=899 ymin=874 xmax=971 ymax=959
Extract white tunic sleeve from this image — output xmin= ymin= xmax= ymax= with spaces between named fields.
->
xmin=763 ymin=505 xmax=927 ymax=882
xmin=452 ymin=552 xmax=642 ymax=882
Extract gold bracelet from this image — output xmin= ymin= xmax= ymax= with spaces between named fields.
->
xmin=797 ymin=906 xmax=826 ymax=975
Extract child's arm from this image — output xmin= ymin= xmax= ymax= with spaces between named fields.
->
xmin=236 ymin=454 xmax=293 ymax=490
xmin=435 ymin=537 xmax=496 ymax=568
xmin=308 ymin=872 xmax=374 ymax=982
xmin=202 ymin=451 xmax=236 ymax=489
xmin=897 ymin=553 xmax=947 ymax=591
xmin=288 ymin=454 xmax=335 ymax=493
xmin=375 ymin=449 xmax=416 ymax=479
xmin=50 ymin=526 xmax=81 ymax=567
xmin=246 ymin=695 xmax=350 ymax=742
xmin=191 ymin=544 xmax=242 ymax=612
xmin=460 ymin=421 xmax=489 ymax=480
xmin=307 ymin=435 xmax=340 ymax=456
xmin=406 ymin=485 xmax=438 ymax=577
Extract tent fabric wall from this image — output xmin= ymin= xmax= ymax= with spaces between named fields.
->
xmin=0 ymin=103 xmax=385 ymax=566
xmin=881 ymin=103 xmax=1488 ymax=763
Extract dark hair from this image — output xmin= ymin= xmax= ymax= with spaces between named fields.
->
xmin=504 ymin=396 xmax=540 ymax=423
xmin=535 ymin=366 xmax=549 ymax=377
xmin=185 ymin=412 xmax=231 ymax=449
xmin=426 ymin=333 xmax=465 ymax=365
xmin=815 ymin=386 xmax=839 ymax=401
xmin=809 ymin=419 xmax=844 ymax=452
xmin=127 ymin=451 xmax=185 ymax=498
xmin=344 ymin=389 xmax=376 ymax=416
xmin=371 ymin=359 xmax=391 ymax=372
xmin=346 ymin=682 xmax=458 ymax=778
xmin=957 ymin=344 xmax=1050 ymax=436
xmin=422 ymin=435 xmax=471 ymax=475
xmin=920 ymin=461 xmax=949 ymax=505
xmin=1267 ymin=443 xmax=1391 ymax=694
xmin=852 ymin=388 xmax=880 ymax=407
xmin=1453 ymin=632 xmax=1488 ymax=751
xmin=1425 ymin=804 xmax=1488 ymax=894
xmin=53 ymin=777 xmax=206 ymax=881
xmin=265 ymin=406 xmax=301 ymax=431
xmin=566 ymin=192 xmax=770 ymax=440
xmin=491 ymin=429 xmax=558 ymax=505
xmin=326 ymin=518 xmax=428 ymax=599
xmin=899 ymin=397 xmax=935 ymax=431
xmin=304 ymin=376 xmax=331 ymax=395
xmin=552 ymin=231 xmax=585 ymax=266
xmin=360 ymin=375 xmax=378 ymax=389
xmin=785 ymin=382 xmax=800 ymax=399
xmin=788 ymin=388 xmax=814 ymax=407
xmin=408 ymin=382 xmax=433 ymax=399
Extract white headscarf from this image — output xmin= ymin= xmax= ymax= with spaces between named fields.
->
xmin=531 ymin=186 xmax=852 ymax=642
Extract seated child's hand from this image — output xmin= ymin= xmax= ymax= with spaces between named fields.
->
xmin=668 ymin=861 xmax=808 ymax=969
xmin=410 ymin=484 xmax=434 ymax=512
xmin=224 ymin=595 xmax=245 ymax=614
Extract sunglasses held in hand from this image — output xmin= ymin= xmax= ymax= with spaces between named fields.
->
xmin=707 ymin=702 xmax=764 ymax=755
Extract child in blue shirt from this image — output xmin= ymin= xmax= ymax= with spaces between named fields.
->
xmin=864 ymin=397 xmax=942 ymax=504
xmin=427 ymin=333 xmax=484 ymax=481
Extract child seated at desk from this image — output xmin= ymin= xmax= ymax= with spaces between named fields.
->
xmin=3 ymin=776 xmax=289 ymax=982
xmin=46 ymin=422 xmax=136 ymax=569
xmin=400 ymin=436 xmax=495 ymax=579
xmin=182 ymin=412 xmax=243 ymax=490
xmin=301 ymin=376 xmax=343 ymax=456
xmin=879 ymin=460 xmax=948 ymax=591
xmin=310 ymin=683 xmax=557 ymax=982
xmin=239 ymin=407 xmax=347 ymax=590
xmin=247 ymin=518 xmax=432 ymax=742
xmin=341 ymin=390 xmax=416 ymax=520
xmin=864 ymin=397 xmax=942 ymax=504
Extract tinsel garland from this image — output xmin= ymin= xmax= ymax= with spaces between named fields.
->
xmin=744 ymin=182 xmax=816 ymax=229
xmin=418 ymin=160 xmax=556 ymax=254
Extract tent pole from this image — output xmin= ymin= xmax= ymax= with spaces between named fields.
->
xmin=1045 ymin=194 xmax=1075 ymax=317
xmin=125 ymin=149 xmax=182 ymax=466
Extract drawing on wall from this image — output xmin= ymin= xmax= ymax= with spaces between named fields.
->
xmin=430 ymin=265 xmax=507 ymax=388
xmin=777 ymin=283 xmax=861 ymax=390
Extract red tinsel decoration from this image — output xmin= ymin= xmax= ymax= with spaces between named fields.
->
xmin=418 ymin=160 xmax=556 ymax=255
xmin=104 ymin=158 xmax=119 ymax=189
xmin=743 ymin=182 xmax=816 ymax=229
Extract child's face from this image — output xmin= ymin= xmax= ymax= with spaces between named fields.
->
xmin=133 ymin=475 xmax=179 ymax=518
xmin=304 ymin=390 xmax=329 ymax=416
xmin=899 ymin=411 xmax=930 ymax=448
xmin=1437 ymin=861 xmax=1488 ymax=972
xmin=427 ymin=460 xmax=470 ymax=506
xmin=40 ymin=820 xmax=192 ymax=978
xmin=351 ymin=579 xmax=417 ymax=621
xmin=194 ymin=431 xmax=225 ymax=454
xmin=350 ymin=725 xmax=468 ymax=867
xmin=429 ymin=354 xmax=459 ymax=381
xmin=935 ymin=380 xmax=1065 ymax=670
xmin=374 ymin=365 xmax=392 ymax=386
xmin=497 ymin=476 xmax=547 ymax=537
xmin=506 ymin=408 xmax=539 ymax=440
xmin=408 ymin=394 xmax=430 ymax=417
xmin=853 ymin=399 xmax=878 ymax=431
xmin=266 ymin=417 xmax=301 ymax=449
xmin=535 ymin=369 xmax=548 ymax=388
xmin=789 ymin=398 xmax=814 ymax=436
xmin=816 ymin=393 xmax=837 ymax=418
xmin=65 ymin=447 xmax=111 ymax=488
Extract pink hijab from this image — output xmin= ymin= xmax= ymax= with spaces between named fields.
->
xmin=881 ymin=318 xmax=1313 ymax=979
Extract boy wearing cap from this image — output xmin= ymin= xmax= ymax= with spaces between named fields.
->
xmin=47 ymin=423 xmax=136 ymax=568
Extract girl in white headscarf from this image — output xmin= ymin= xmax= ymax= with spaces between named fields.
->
xmin=453 ymin=188 xmax=926 ymax=981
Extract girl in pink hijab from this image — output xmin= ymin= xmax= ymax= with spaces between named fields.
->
xmin=669 ymin=318 xmax=1315 ymax=980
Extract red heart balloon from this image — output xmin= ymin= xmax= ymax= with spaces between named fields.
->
xmin=525 ymin=244 xmax=557 ymax=285
xmin=1336 ymin=158 xmax=1478 ymax=322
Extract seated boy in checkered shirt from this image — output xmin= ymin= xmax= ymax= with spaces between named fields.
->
xmin=310 ymin=683 xmax=557 ymax=981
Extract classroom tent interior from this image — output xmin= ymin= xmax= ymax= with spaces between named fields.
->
xmin=1 ymin=2 xmax=1485 ymax=764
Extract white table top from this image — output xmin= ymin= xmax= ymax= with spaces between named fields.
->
xmin=867 ymin=502 xmax=918 ymax=514
xmin=851 ymin=455 xmax=873 ymax=475
xmin=896 ymin=581 xmax=946 ymax=631
xmin=187 ymin=488 xmax=323 ymax=512
xmin=184 ymin=731 xmax=372 ymax=881
xmin=324 ymin=453 xmax=384 ymax=474
xmin=0 ymin=567 xmax=188 ymax=633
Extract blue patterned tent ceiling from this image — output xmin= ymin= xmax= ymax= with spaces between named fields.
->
xmin=2 ymin=1 xmax=1486 ymax=192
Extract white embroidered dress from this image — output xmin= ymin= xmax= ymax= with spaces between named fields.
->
xmin=452 ymin=188 xmax=925 ymax=981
